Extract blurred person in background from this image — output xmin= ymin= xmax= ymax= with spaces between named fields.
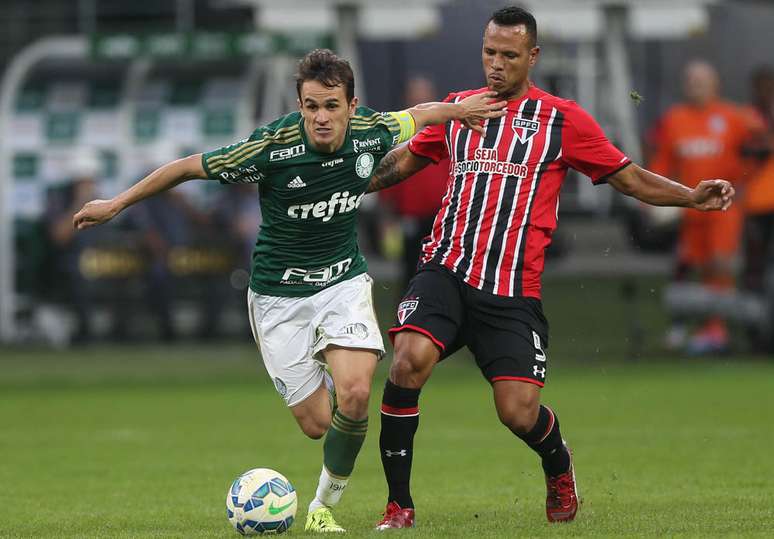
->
xmin=129 ymin=181 xmax=217 ymax=341
xmin=379 ymin=76 xmax=450 ymax=297
xmin=649 ymin=60 xmax=759 ymax=355
xmin=44 ymin=151 xmax=119 ymax=343
xmin=210 ymin=182 xmax=263 ymax=335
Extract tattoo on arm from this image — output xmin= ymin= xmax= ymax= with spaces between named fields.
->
xmin=366 ymin=151 xmax=404 ymax=193
xmin=367 ymin=145 xmax=431 ymax=194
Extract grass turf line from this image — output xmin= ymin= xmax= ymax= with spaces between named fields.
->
xmin=1 ymin=346 xmax=772 ymax=538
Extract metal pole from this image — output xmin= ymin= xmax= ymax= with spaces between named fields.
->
xmin=176 ymin=0 xmax=195 ymax=33
xmin=77 ymin=0 xmax=97 ymax=35
xmin=0 ymin=37 xmax=87 ymax=343
xmin=602 ymin=4 xmax=641 ymax=165
xmin=335 ymin=3 xmax=366 ymax=104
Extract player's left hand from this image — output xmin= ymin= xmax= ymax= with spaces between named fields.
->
xmin=690 ymin=179 xmax=735 ymax=211
xmin=458 ymin=91 xmax=508 ymax=135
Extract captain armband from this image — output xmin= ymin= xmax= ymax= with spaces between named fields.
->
xmin=386 ymin=111 xmax=417 ymax=145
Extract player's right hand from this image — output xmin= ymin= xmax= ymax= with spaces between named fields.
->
xmin=458 ymin=91 xmax=508 ymax=134
xmin=73 ymin=199 xmax=119 ymax=230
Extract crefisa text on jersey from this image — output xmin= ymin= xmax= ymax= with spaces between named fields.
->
xmin=451 ymin=148 xmax=529 ymax=178
xmin=287 ymin=191 xmax=365 ymax=222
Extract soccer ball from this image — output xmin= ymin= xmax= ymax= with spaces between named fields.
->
xmin=226 ymin=468 xmax=297 ymax=535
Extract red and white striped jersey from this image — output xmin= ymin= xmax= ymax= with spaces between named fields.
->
xmin=409 ymin=84 xmax=630 ymax=299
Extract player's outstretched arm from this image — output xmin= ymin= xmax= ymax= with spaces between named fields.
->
xmin=73 ymin=154 xmax=206 ymax=230
xmin=606 ymin=163 xmax=734 ymax=211
xmin=366 ymin=143 xmax=431 ymax=194
xmin=407 ymin=91 xmax=507 ymax=135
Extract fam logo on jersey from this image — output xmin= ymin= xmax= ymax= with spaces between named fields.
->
xmin=355 ymin=152 xmax=375 ymax=178
xmin=397 ymin=298 xmax=419 ymax=325
xmin=270 ymin=143 xmax=305 ymax=162
xmin=512 ymin=117 xmax=540 ymax=143
xmin=353 ymin=137 xmax=381 ymax=153
xmin=281 ymin=258 xmax=352 ymax=287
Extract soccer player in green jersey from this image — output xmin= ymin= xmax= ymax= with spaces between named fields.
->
xmin=73 ymin=49 xmax=506 ymax=533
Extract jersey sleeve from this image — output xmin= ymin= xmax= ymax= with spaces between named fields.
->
xmin=561 ymin=101 xmax=631 ymax=183
xmin=407 ymin=92 xmax=456 ymax=163
xmin=201 ymin=130 xmax=268 ymax=184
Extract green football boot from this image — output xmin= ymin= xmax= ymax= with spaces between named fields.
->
xmin=304 ymin=506 xmax=346 ymax=533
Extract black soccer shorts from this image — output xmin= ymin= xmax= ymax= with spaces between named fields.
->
xmin=389 ymin=262 xmax=550 ymax=387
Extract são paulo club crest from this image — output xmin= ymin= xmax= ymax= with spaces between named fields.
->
xmin=397 ymin=297 xmax=419 ymax=325
xmin=512 ymin=116 xmax=540 ymax=143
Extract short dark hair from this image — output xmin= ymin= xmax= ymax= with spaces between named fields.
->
xmin=489 ymin=6 xmax=538 ymax=47
xmin=295 ymin=49 xmax=355 ymax=102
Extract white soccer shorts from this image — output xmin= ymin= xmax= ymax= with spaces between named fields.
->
xmin=247 ymin=273 xmax=385 ymax=407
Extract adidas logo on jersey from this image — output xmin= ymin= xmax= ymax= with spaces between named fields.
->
xmin=287 ymin=176 xmax=307 ymax=189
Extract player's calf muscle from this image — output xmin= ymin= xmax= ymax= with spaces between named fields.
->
xmin=292 ymin=387 xmax=332 ymax=439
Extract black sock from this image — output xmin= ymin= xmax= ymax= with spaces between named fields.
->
xmin=379 ymin=380 xmax=420 ymax=509
xmin=516 ymin=405 xmax=570 ymax=477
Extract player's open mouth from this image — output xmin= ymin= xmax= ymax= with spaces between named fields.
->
xmin=488 ymin=74 xmax=504 ymax=83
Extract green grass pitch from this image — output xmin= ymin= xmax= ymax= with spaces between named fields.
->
xmin=1 ymin=277 xmax=773 ymax=537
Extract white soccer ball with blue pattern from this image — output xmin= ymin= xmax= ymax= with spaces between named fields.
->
xmin=226 ymin=468 xmax=297 ymax=535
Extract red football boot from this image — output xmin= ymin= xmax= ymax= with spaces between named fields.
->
xmin=545 ymin=448 xmax=579 ymax=523
xmin=375 ymin=501 xmax=415 ymax=530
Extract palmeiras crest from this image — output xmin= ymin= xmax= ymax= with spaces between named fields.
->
xmin=512 ymin=117 xmax=540 ymax=143
xmin=397 ymin=298 xmax=419 ymax=325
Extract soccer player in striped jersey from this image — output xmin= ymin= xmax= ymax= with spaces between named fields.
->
xmin=368 ymin=7 xmax=735 ymax=529
xmin=72 ymin=49 xmax=506 ymax=533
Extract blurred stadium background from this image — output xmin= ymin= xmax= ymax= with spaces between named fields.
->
xmin=1 ymin=1 xmax=773 ymax=537
xmin=2 ymin=0 xmax=774 ymax=349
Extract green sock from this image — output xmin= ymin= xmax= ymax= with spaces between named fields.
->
xmin=323 ymin=410 xmax=368 ymax=477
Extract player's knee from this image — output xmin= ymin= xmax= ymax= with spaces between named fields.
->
xmin=336 ymin=382 xmax=371 ymax=417
xmin=390 ymin=345 xmax=433 ymax=389
xmin=496 ymin=400 xmax=540 ymax=434
xmin=389 ymin=358 xmax=424 ymax=388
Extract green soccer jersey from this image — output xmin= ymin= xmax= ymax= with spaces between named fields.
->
xmin=202 ymin=107 xmax=415 ymax=297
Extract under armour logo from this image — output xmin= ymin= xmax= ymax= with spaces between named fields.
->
xmin=385 ymin=449 xmax=407 ymax=457
xmin=533 ymin=365 xmax=546 ymax=378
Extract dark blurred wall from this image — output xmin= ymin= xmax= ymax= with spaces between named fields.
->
xmin=360 ymin=1 xmax=774 ymax=129
xmin=3 ymin=1 xmax=773 ymax=136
